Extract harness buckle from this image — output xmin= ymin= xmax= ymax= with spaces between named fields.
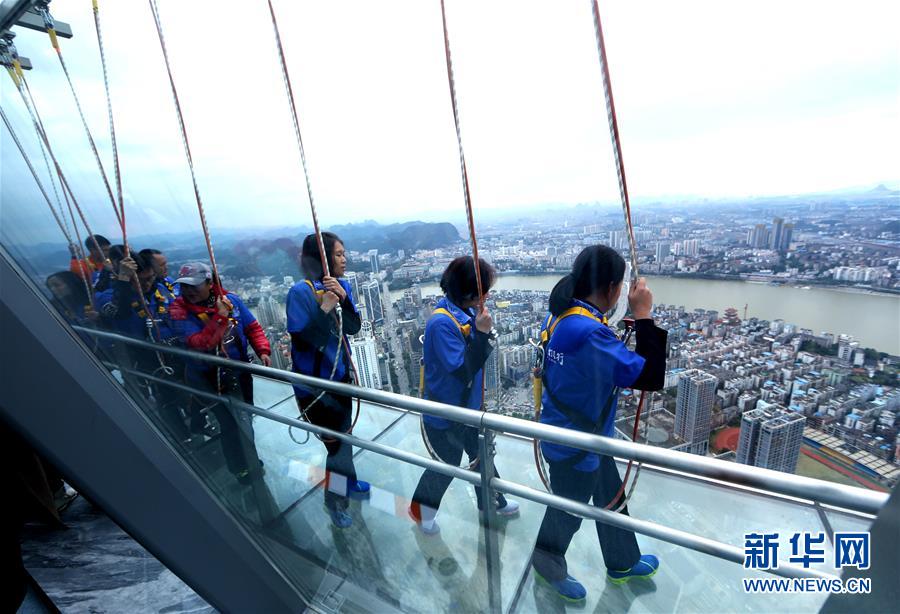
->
xmin=530 ymin=339 xmax=545 ymax=377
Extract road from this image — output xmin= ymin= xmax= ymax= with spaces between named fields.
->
xmin=381 ymin=280 xmax=411 ymax=395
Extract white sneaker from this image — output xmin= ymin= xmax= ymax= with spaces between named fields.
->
xmin=496 ymin=500 xmax=520 ymax=516
xmin=407 ymin=506 xmax=441 ymax=535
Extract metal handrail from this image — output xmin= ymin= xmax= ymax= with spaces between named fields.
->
xmin=127 ymin=367 xmax=837 ymax=581
xmin=74 ymin=326 xmax=889 ymax=516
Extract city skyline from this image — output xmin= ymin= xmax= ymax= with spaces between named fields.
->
xmin=2 ymin=0 xmax=898 ymax=241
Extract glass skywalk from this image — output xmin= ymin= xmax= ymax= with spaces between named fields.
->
xmin=184 ymin=376 xmax=874 ymax=613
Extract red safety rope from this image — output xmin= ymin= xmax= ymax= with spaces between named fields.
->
xmin=266 ymin=0 xmax=329 ymax=277
xmin=92 ymin=0 xmax=126 ymax=250
xmin=438 ymin=0 xmax=485 ymax=310
xmin=533 ymin=4 xmax=647 ymax=501
xmin=420 ymin=0 xmax=493 ymax=471
xmin=267 ymin=0 xmax=361 ymax=437
xmin=147 ymin=0 xmax=222 ymax=296
xmin=40 ymin=6 xmax=124 ymax=243
xmin=590 ymin=0 xmax=644 ymax=507
xmin=590 ymin=0 xmax=639 ymax=280
xmin=0 ymin=106 xmax=71 ymax=242
xmin=1 ymin=103 xmax=103 ymax=309
xmin=4 ymin=37 xmax=94 ymax=300
xmin=19 ymin=76 xmax=72 ymax=239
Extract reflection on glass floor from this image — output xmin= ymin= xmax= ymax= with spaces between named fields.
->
xmin=175 ymin=378 xmax=876 ymax=613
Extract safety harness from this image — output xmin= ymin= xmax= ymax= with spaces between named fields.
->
xmin=418 ymin=307 xmax=472 ymax=396
xmin=533 ymin=307 xmax=616 ymax=435
xmin=418 ymin=307 xmax=482 ymax=470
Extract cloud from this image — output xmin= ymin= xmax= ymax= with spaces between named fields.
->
xmin=1 ymin=0 xmax=897 ymax=246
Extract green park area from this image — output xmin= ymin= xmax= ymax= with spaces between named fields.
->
xmin=795 ymin=450 xmax=863 ymax=488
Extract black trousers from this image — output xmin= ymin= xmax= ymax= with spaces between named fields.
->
xmin=532 ymin=454 xmax=641 ymax=581
xmin=411 ymin=421 xmax=507 ymax=517
xmin=194 ymin=370 xmax=260 ymax=477
xmin=297 ymin=388 xmax=358 ymax=511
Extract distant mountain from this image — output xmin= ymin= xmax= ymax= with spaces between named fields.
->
xmin=330 ymin=221 xmax=461 ymax=253
xmin=870 ymin=183 xmax=898 ymax=195
xmin=215 ymin=221 xmax=461 ymax=280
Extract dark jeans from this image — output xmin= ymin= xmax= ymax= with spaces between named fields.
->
xmin=193 ymin=370 xmax=260 ymax=477
xmin=297 ymin=389 xmax=358 ymax=511
xmin=411 ymin=421 xmax=507 ymax=518
xmin=532 ymin=454 xmax=641 ymax=581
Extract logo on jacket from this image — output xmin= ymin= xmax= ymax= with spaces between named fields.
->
xmin=547 ymin=347 xmax=565 ymax=366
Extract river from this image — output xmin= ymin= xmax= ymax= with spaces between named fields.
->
xmin=393 ymin=275 xmax=900 ymax=355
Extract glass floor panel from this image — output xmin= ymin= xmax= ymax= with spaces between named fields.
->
xmin=272 ymin=412 xmax=511 ymax=613
xmin=170 ymin=389 xmax=881 ymax=613
xmin=508 ymin=461 xmax=852 ymax=612
xmin=255 ymin=394 xmax=406 ymax=514
xmin=252 ymin=375 xmax=297 ymax=409
xmin=824 ymin=508 xmax=874 ymax=535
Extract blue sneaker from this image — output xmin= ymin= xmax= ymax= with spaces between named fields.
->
xmin=326 ymin=506 xmax=352 ymax=529
xmin=534 ymin=569 xmax=587 ymax=602
xmin=606 ymin=554 xmax=659 ymax=584
xmin=348 ymin=479 xmax=371 ymax=499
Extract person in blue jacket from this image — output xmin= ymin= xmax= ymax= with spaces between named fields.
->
xmin=531 ymin=245 xmax=667 ymax=601
xmin=286 ymin=232 xmax=369 ymax=528
xmin=95 ymin=251 xmax=185 ymax=438
xmin=139 ymin=248 xmax=179 ymax=296
xmin=95 ymin=250 xmax=176 ymax=343
xmin=408 ymin=256 xmax=520 ymax=535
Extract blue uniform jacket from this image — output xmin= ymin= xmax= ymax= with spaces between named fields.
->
xmin=95 ymin=280 xmax=176 ymax=341
xmin=286 ymin=278 xmax=356 ymax=396
xmin=423 ymin=297 xmax=489 ymax=429
xmin=540 ymin=299 xmax=645 ymax=472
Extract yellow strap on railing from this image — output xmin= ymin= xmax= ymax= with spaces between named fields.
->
xmin=12 ymin=58 xmax=24 ymax=80
xmin=5 ymin=65 xmax=20 ymax=88
xmin=47 ymin=28 xmax=60 ymax=52
xmin=433 ymin=307 xmax=471 ymax=337
xmin=532 ymin=374 xmax=543 ymax=413
xmin=418 ymin=363 xmax=425 ymax=397
xmin=93 ymin=0 xmax=99 ymax=11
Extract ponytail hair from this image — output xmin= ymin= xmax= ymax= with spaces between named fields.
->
xmin=548 ymin=245 xmax=626 ymax=316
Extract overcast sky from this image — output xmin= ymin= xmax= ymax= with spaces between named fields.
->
xmin=1 ymin=0 xmax=898 ymax=245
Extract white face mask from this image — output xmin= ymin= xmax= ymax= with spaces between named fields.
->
xmin=607 ymin=263 xmax=632 ymax=327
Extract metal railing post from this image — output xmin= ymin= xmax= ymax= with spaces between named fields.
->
xmin=478 ymin=426 xmax=502 ymax=613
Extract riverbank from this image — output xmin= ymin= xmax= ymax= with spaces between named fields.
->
xmin=389 ymin=270 xmax=899 ymax=298
xmin=391 ymin=273 xmax=900 ymax=355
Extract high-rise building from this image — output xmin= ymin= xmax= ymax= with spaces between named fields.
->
xmin=350 ymin=334 xmax=382 ymax=390
xmin=682 ymin=239 xmax=700 ymax=257
xmin=484 ymin=348 xmax=501 ymax=404
xmin=780 ymin=223 xmax=793 ymax=252
xmin=357 ymin=301 xmax=370 ymax=323
xmin=837 ymin=336 xmax=858 ymax=363
xmin=402 ymin=287 xmax=422 ymax=311
xmin=344 ymin=271 xmax=362 ymax=303
xmin=655 ymin=242 xmax=670 ymax=262
xmin=256 ymin=296 xmax=282 ymax=330
xmin=368 ymin=249 xmax=380 ymax=274
xmin=609 ymin=230 xmax=627 ymax=250
xmin=361 ymin=280 xmax=384 ymax=325
xmin=736 ymin=406 xmax=805 ymax=473
xmin=747 ymin=224 xmax=768 ymax=249
xmin=770 ymin=217 xmax=784 ymax=251
xmin=674 ymin=370 xmax=717 ymax=455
